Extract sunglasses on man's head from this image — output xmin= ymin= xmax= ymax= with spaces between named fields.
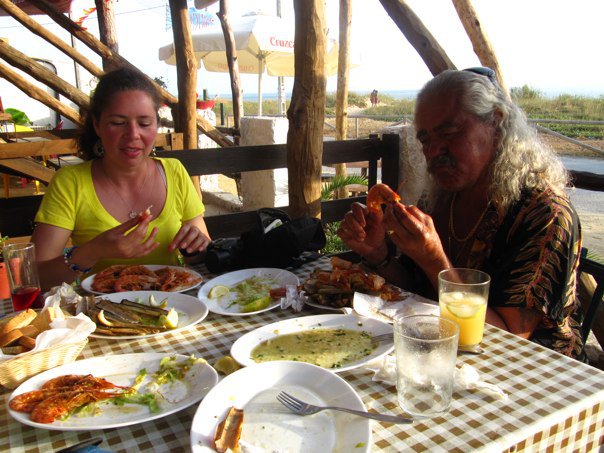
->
xmin=463 ymin=66 xmax=498 ymax=84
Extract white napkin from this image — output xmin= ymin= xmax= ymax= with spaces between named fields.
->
xmin=353 ymin=292 xmax=439 ymax=323
xmin=364 ymin=354 xmax=508 ymax=400
xmin=280 ymin=284 xmax=305 ymax=312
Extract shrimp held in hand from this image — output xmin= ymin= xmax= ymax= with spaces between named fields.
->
xmin=366 ymin=183 xmax=401 ymax=213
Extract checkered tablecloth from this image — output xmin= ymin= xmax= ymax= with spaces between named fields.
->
xmin=1 ymin=256 xmax=603 ymax=452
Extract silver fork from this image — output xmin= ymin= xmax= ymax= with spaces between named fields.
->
xmin=276 ymin=391 xmax=413 ymax=424
xmin=371 ymin=333 xmax=394 ymax=344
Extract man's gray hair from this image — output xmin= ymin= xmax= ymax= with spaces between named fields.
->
xmin=416 ymin=69 xmax=569 ymax=212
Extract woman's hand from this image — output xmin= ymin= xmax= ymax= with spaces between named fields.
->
xmin=91 ymin=214 xmax=160 ymax=260
xmin=168 ymin=216 xmax=211 ymax=255
xmin=337 ymin=202 xmax=388 ymax=263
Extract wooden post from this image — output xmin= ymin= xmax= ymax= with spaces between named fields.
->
xmin=0 ymin=0 xmax=103 ymax=78
xmin=378 ymin=0 xmax=456 ymax=75
xmin=168 ymin=0 xmax=201 ymax=198
xmin=217 ymin=0 xmax=243 ymax=145
xmin=25 ymin=0 xmax=233 ymax=148
xmin=0 ymin=63 xmax=82 ymax=125
xmin=334 ymin=0 xmax=352 ymax=199
xmin=451 ymin=0 xmax=508 ymax=94
xmin=287 ymin=0 xmax=326 ymax=218
xmin=94 ymin=0 xmax=120 ymax=71
xmin=0 ymin=40 xmax=90 ymax=110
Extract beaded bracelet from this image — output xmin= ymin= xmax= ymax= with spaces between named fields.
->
xmin=63 ymin=246 xmax=92 ymax=274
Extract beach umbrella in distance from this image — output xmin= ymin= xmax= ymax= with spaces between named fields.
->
xmin=158 ymin=11 xmax=346 ymax=115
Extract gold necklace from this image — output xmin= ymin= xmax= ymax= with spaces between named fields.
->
xmin=448 ymin=192 xmax=489 ymax=262
xmin=102 ymin=160 xmax=151 ymax=219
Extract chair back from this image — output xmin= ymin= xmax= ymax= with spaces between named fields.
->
xmin=578 ymin=248 xmax=604 ymax=344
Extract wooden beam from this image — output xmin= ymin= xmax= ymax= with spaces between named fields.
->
xmin=0 ymin=157 xmax=55 ymax=183
xmin=0 ymin=0 xmax=103 ymax=78
xmin=334 ymin=0 xmax=352 ymax=198
xmin=378 ymin=0 xmax=456 ymax=75
xmin=451 ymin=0 xmax=508 ymax=93
xmin=168 ymin=0 xmax=201 ymax=198
xmin=26 ymin=0 xmax=233 ymax=148
xmin=217 ymin=0 xmax=243 ymax=141
xmin=288 ymin=0 xmax=327 ymax=218
xmin=0 ymin=40 xmax=90 ymax=110
xmin=0 ymin=63 xmax=82 ymax=125
xmin=94 ymin=0 xmax=120 ymax=71
xmin=0 ymin=138 xmax=77 ymax=158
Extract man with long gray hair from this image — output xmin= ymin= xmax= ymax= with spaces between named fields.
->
xmin=338 ymin=68 xmax=585 ymax=360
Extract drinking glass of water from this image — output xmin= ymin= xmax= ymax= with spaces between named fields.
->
xmin=393 ymin=314 xmax=459 ymax=418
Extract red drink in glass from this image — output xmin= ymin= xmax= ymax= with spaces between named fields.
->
xmin=11 ymin=285 xmax=42 ymax=311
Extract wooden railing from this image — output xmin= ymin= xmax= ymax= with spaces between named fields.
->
xmin=0 ymin=134 xmax=402 ymax=239
xmin=156 ymin=134 xmax=401 ymax=239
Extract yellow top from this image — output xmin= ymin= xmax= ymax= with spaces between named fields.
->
xmin=35 ymin=157 xmax=204 ymax=272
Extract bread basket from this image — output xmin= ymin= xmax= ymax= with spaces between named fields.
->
xmin=0 ymin=340 xmax=88 ymax=389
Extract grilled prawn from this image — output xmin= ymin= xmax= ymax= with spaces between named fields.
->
xmin=366 ymin=183 xmax=401 ymax=213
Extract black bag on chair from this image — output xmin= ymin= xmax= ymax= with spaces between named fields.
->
xmin=205 ymin=208 xmax=326 ymax=273
xmin=240 ymin=208 xmax=326 ymax=269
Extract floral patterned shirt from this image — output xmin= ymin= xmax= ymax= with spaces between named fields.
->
xmin=405 ymin=187 xmax=585 ymax=360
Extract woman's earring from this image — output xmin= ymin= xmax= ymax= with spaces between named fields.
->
xmin=93 ymin=140 xmax=105 ymax=157
xmin=151 ymin=146 xmax=157 ymax=156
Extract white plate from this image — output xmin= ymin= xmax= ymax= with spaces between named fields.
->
xmin=81 ymin=265 xmax=203 ymax=295
xmin=231 ymin=313 xmax=394 ymax=372
xmin=8 ymin=353 xmax=219 ymax=431
xmin=190 ymin=361 xmax=371 ymax=453
xmin=89 ymin=291 xmax=209 ymax=340
xmin=198 ymin=268 xmax=299 ymax=316
xmin=304 ymin=299 xmax=349 ymax=312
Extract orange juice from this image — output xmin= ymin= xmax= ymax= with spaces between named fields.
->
xmin=439 ymin=292 xmax=487 ymax=347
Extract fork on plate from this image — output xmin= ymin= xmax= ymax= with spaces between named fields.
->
xmin=276 ymin=391 xmax=413 ymax=424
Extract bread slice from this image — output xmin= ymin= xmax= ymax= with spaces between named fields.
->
xmin=18 ymin=336 xmax=36 ymax=350
xmin=0 ymin=329 xmax=23 ymax=347
xmin=0 ymin=309 xmax=37 ymax=336
xmin=30 ymin=307 xmax=62 ymax=333
xmin=18 ymin=324 xmax=39 ymax=339
xmin=1 ymin=345 xmax=28 ymax=355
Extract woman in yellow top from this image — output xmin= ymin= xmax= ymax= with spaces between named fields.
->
xmin=32 ymin=67 xmax=211 ymax=290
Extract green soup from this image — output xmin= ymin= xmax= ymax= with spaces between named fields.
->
xmin=250 ymin=328 xmax=377 ymax=369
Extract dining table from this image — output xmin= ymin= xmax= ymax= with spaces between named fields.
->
xmin=1 ymin=255 xmax=603 ymax=452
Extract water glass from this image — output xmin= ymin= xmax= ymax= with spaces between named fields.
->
xmin=2 ymin=242 xmax=43 ymax=311
xmin=393 ymin=315 xmax=459 ymax=418
xmin=438 ymin=268 xmax=490 ymax=350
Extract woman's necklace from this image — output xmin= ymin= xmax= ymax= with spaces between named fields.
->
xmin=102 ymin=161 xmax=151 ymax=219
xmin=448 ymin=192 xmax=490 ymax=263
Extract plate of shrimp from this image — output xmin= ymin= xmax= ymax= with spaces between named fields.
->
xmin=8 ymin=353 xmax=218 ymax=431
xmin=81 ymin=264 xmax=203 ymax=295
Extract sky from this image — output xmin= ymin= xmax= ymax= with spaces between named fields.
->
xmin=1 ymin=0 xmax=603 ymax=113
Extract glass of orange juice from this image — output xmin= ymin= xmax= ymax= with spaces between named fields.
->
xmin=438 ymin=268 xmax=490 ymax=350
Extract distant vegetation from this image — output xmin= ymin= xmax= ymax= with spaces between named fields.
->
xmin=214 ymin=86 xmax=604 ymax=140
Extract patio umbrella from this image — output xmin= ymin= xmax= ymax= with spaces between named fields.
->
xmin=158 ymin=11 xmax=343 ymax=115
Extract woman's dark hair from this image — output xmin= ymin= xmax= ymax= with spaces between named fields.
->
xmin=78 ymin=67 xmax=162 ymax=160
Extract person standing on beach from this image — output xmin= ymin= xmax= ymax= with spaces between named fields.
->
xmin=370 ymin=89 xmax=378 ymax=106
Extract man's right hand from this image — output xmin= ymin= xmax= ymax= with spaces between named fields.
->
xmin=337 ymin=202 xmax=389 ymax=263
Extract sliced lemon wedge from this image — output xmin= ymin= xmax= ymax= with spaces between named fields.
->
xmin=208 ymin=285 xmax=230 ymax=299
xmin=213 ymin=356 xmax=241 ymax=376
xmin=159 ymin=308 xmax=179 ymax=329
xmin=97 ymin=310 xmax=114 ymax=326
xmin=445 ymin=301 xmax=481 ymax=319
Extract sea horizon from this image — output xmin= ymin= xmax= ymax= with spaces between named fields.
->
xmin=215 ymin=87 xmax=603 ymax=102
